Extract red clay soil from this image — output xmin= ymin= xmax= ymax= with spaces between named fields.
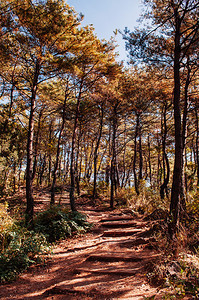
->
xmin=0 ymin=192 xmax=178 ymax=299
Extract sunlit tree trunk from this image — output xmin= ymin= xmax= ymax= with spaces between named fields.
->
xmin=26 ymin=59 xmax=40 ymax=226
xmin=51 ymin=87 xmax=68 ymax=205
xmin=110 ymin=105 xmax=117 ymax=208
xmin=93 ymin=105 xmax=104 ymax=198
xmin=160 ymin=103 xmax=170 ymax=199
xmin=133 ymin=113 xmax=139 ymax=195
xmin=70 ymin=79 xmax=83 ymax=211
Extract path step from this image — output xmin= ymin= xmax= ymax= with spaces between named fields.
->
xmin=74 ymin=267 xmax=143 ymax=276
xmin=118 ymin=238 xmax=150 ymax=248
xmin=101 ymin=221 xmax=138 ymax=228
xmin=43 ymin=286 xmax=125 ymax=299
xmin=100 ymin=216 xmax=134 ymax=222
xmin=102 ymin=229 xmax=141 ymax=237
xmin=87 ymin=254 xmax=143 ymax=262
xmin=118 ymin=238 xmax=156 ymax=248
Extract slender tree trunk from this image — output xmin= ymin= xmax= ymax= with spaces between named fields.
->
xmin=157 ymin=133 xmax=162 ymax=187
xmin=51 ymin=87 xmax=68 ymax=205
xmin=110 ymin=106 xmax=117 ymax=208
xmin=39 ymin=154 xmax=46 ymax=186
xmin=169 ymin=6 xmax=183 ymax=239
xmin=93 ymin=105 xmax=104 ymax=198
xmin=13 ymin=162 xmax=16 ymax=194
xmin=138 ymin=124 xmax=143 ymax=182
xmin=32 ymin=109 xmax=43 ymax=180
xmin=121 ymin=120 xmax=127 ymax=188
xmin=160 ymin=103 xmax=170 ymax=199
xmin=86 ymin=140 xmax=95 ymax=181
xmin=75 ymin=128 xmax=81 ymax=196
xmin=133 ymin=113 xmax=139 ymax=195
xmin=26 ymin=60 xmax=40 ymax=226
xmin=180 ymin=57 xmax=190 ymax=215
xmin=18 ymin=160 xmax=22 ymax=189
xmin=194 ymin=99 xmax=199 ymax=186
xmin=48 ymin=121 xmax=53 ymax=186
xmin=70 ymin=79 xmax=83 ymax=211
xmin=148 ymin=134 xmax=152 ymax=184
xmin=195 ymin=104 xmax=199 ymax=186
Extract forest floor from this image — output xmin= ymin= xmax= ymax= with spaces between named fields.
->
xmin=0 ymin=188 xmax=193 ymax=299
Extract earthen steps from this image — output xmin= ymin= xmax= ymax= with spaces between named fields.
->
xmin=100 ymin=216 xmax=134 ymax=222
xmin=73 ymin=266 xmax=144 ymax=276
xmin=118 ymin=237 xmax=155 ymax=248
xmin=101 ymin=221 xmax=138 ymax=228
xmin=86 ymin=254 xmax=143 ymax=262
xmin=102 ymin=229 xmax=142 ymax=237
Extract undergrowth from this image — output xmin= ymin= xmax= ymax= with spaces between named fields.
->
xmin=34 ymin=206 xmax=92 ymax=243
xmin=0 ymin=203 xmax=91 ymax=283
xmin=0 ymin=203 xmax=50 ymax=283
xmin=144 ymin=196 xmax=199 ymax=299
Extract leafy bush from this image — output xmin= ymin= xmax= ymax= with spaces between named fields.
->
xmin=0 ymin=203 xmax=50 ymax=282
xmin=0 ymin=229 xmax=50 ymax=283
xmin=0 ymin=203 xmax=14 ymax=251
xmin=147 ymin=255 xmax=199 ymax=298
xmin=34 ymin=206 xmax=92 ymax=243
xmin=114 ymin=187 xmax=135 ymax=206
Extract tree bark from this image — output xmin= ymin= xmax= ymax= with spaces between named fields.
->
xmin=70 ymin=78 xmax=83 ymax=211
xmin=110 ymin=105 xmax=117 ymax=208
xmin=169 ymin=4 xmax=183 ymax=239
xmin=32 ymin=109 xmax=43 ymax=180
xmin=133 ymin=113 xmax=139 ymax=195
xmin=195 ymin=103 xmax=199 ymax=186
xmin=148 ymin=134 xmax=152 ymax=184
xmin=48 ymin=120 xmax=53 ymax=186
xmin=93 ymin=104 xmax=104 ymax=198
xmin=51 ymin=86 xmax=68 ymax=205
xmin=138 ymin=123 xmax=143 ymax=182
xmin=25 ymin=59 xmax=40 ymax=226
xmin=160 ymin=103 xmax=170 ymax=199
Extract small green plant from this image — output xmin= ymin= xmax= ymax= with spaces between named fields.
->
xmin=0 ymin=202 xmax=14 ymax=251
xmin=0 ymin=203 xmax=50 ymax=282
xmin=34 ymin=206 xmax=92 ymax=243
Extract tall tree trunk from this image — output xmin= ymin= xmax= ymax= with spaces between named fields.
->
xmin=25 ymin=60 xmax=40 ymax=226
xmin=169 ymin=5 xmax=183 ymax=239
xmin=160 ymin=103 xmax=170 ymax=199
xmin=121 ymin=120 xmax=127 ymax=188
xmin=48 ymin=120 xmax=53 ymax=186
xmin=195 ymin=104 xmax=199 ymax=186
xmin=138 ymin=123 xmax=143 ymax=182
xmin=39 ymin=154 xmax=46 ymax=186
xmin=51 ymin=87 xmax=68 ymax=205
xmin=133 ymin=113 xmax=139 ymax=195
xmin=93 ymin=105 xmax=104 ymax=198
xmin=75 ymin=128 xmax=81 ymax=196
xmin=110 ymin=106 xmax=117 ymax=208
xmin=148 ymin=134 xmax=152 ymax=184
xmin=157 ymin=133 xmax=162 ymax=187
xmin=180 ymin=56 xmax=190 ymax=215
xmin=8 ymin=63 xmax=17 ymax=119
xmin=32 ymin=109 xmax=43 ymax=180
xmin=70 ymin=79 xmax=83 ymax=211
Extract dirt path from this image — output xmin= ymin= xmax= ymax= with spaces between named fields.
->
xmin=0 ymin=204 xmax=164 ymax=300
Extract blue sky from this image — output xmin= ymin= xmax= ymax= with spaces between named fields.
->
xmin=67 ymin=0 xmax=143 ymax=62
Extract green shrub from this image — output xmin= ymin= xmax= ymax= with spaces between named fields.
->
xmin=0 ymin=203 xmax=50 ymax=282
xmin=34 ymin=206 xmax=92 ymax=243
xmin=0 ymin=202 xmax=14 ymax=251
